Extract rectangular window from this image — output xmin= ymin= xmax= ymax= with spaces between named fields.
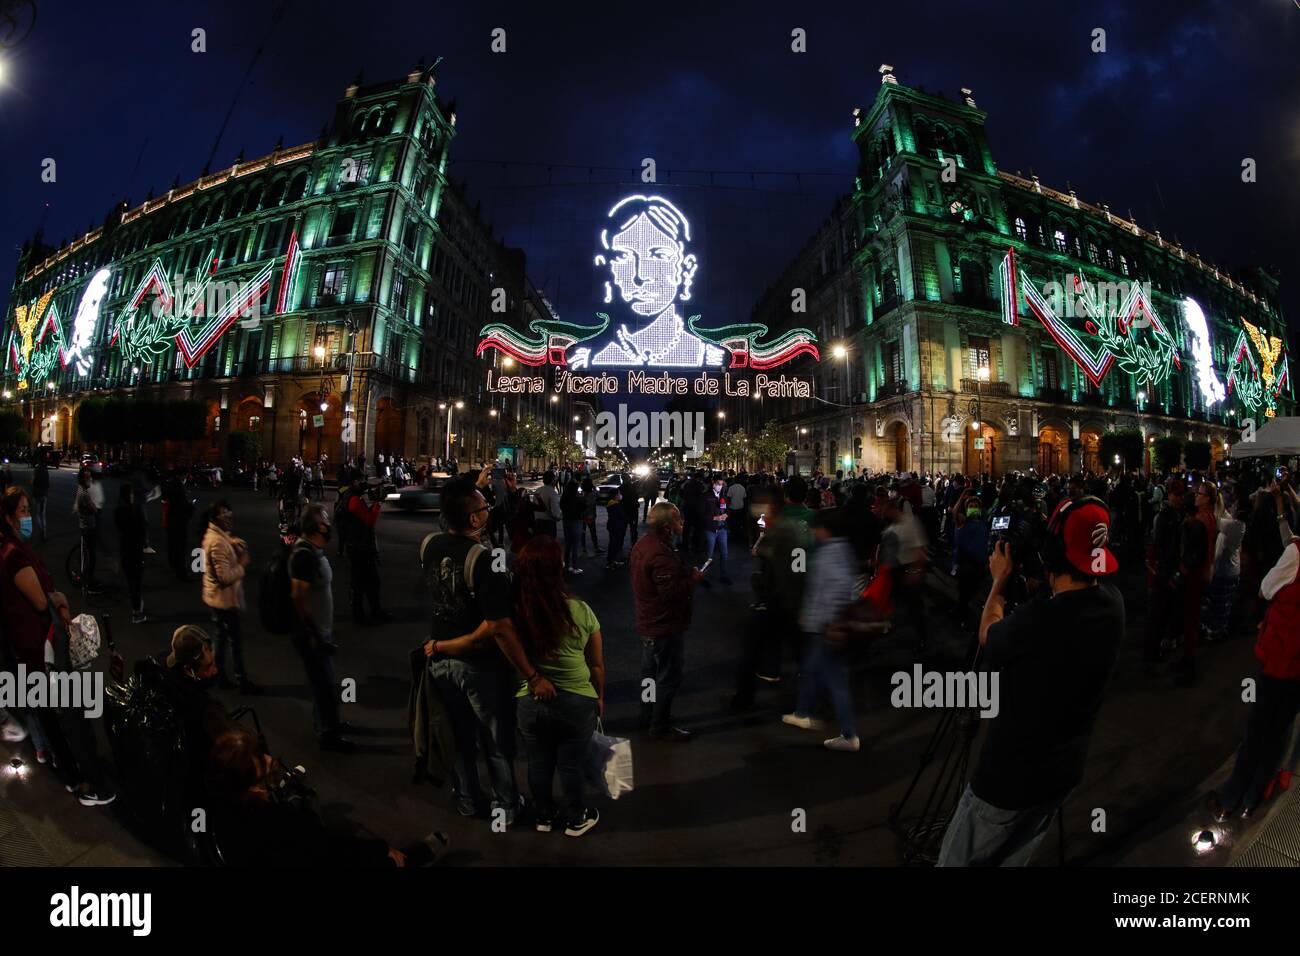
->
xmin=330 ymin=207 xmax=356 ymax=243
xmin=968 ymin=335 xmax=991 ymax=377
xmin=321 ymin=264 xmax=347 ymax=298
xmin=884 ymin=341 xmax=901 ymax=384
xmin=1041 ymin=350 xmax=1060 ymax=390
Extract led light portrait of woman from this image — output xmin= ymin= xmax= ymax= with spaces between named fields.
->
xmin=590 ymin=195 xmax=725 ymax=368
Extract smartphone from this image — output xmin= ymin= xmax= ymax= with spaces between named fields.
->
xmin=757 ymin=515 xmax=767 ymax=529
xmin=492 ymin=464 xmax=505 ymax=480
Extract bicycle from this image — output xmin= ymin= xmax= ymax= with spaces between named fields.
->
xmin=65 ymin=539 xmax=115 ymax=605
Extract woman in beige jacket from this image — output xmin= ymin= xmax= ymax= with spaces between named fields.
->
xmin=202 ymin=500 xmax=261 ymax=694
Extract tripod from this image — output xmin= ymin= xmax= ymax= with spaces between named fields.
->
xmin=888 ymin=647 xmax=984 ymax=866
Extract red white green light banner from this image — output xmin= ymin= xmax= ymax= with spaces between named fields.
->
xmin=110 ymin=233 xmax=296 ymax=369
xmin=999 ymin=248 xmax=1177 ymax=388
xmin=1226 ymin=319 xmax=1289 ymax=418
xmin=7 ymin=292 xmax=70 ymax=388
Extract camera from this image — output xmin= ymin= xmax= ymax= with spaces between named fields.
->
xmin=492 ymin=462 xmax=505 ymax=480
xmin=987 ymin=500 xmax=1047 ymax=607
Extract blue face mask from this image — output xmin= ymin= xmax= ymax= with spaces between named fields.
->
xmin=18 ymin=516 xmax=33 ymax=540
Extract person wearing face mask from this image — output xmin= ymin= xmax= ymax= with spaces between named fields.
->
xmin=289 ymin=504 xmax=354 ymax=752
xmin=698 ymin=474 xmax=733 ymax=586
xmin=0 ymin=486 xmax=115 ymax=805
xmin=201 ymin=500 xmax=261 ymax=695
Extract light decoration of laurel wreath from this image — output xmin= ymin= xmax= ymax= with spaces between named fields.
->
xmin=1074 ymin=275 xmax=1178 ymax=386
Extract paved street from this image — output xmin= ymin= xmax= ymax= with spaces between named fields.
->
xmin=0 ymin=464 xmax=1280 ymax=866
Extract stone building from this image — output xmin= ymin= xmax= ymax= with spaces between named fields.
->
xmin=729 ymin=69 xmax=1291 ymax=477
xmin=3 ymin=64 xmax=574 ymax=469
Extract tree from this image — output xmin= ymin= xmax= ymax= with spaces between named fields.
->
xmin=753 ymin=421 xmax=792 ymax=471
xmin=0 ymin=410 xmax=24 ymax=445
xmin=228 ymin=430 xmax=262 ymax=464
xmin=509 ymin=415 xmax=550 ymax=462
xmin=1152 ymin=435 xmax=1184 ymax=473
xmin=1099 ymin=428 xmax=1145 ymax=470
xmin=1184 ymin=439 xmax=1212 ymax=471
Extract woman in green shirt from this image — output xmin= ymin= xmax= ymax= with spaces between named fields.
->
xmin=513 ymin=536 xmax=606 ymax=836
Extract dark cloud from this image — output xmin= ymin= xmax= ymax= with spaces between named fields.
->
xmin=2 ymin=0 xmax=1295 ymax=345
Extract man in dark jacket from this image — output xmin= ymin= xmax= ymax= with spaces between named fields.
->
xmin=162 ymin=474 xmax=194 ymax=581
xmin=630 ymin=502 xmax=702 ymax=740
xmin=1143 ymin=478 xmax=1186 ymax=669
xmin=623 ymin=472 xmax=643 ymax=545
xmin=679 ymin=472 xmax=703 ymax=554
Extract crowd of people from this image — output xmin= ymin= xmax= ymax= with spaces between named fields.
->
xmin=0 ymin=446 xmax=1298 ymax=867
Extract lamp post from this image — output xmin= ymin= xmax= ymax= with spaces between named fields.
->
xmin=440 ymin=400 xmax=464 ymax=462
xmin=342 ymin=310 xmax=359 ymax=467
xmin=973 ymin=365 xmax=989 ymax=474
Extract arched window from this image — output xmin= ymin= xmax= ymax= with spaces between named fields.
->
xmin=243 ymin=187 xmax=263 ymax=216
xmin=288 ymin=169 xmax=310 ymax=201
xmin=265 ymin=177 xmax=287 ymax=207
xmin=1014 ymin=217 xmax=1027 ymax=241
xmin=1087 ymin=240 xmax=1101 ymax=264
xmin=206 ymin=198 xmax=226 ymax=227
xmin=1119 ymin=254 xmax=1130 ymax=276
xmin=952 ymin=128 xmax=975 ymax=168
xmin=1053 ymin=228 xmax=1068 ymax=254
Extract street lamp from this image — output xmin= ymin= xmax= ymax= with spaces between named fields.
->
xmin=442 ymin=400 xmax=464 ymax=461
xmin=314 ymin=345 xmax=326 ymax=363
xmin=1137 ymin=389 xmax=1147 ymax=412
xmin=974 ymin=365 xmax=990 ymax=474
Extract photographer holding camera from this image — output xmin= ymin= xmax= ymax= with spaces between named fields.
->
xmin=937 ymin=497 xmax=1123 ymax=867
xmin=337 ymin=474 xmax=392 ymax=626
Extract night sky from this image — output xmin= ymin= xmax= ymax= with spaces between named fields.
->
xmin=1 ymin=0 xmax=1297 ymax=348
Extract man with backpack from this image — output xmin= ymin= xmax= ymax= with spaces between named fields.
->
xmin=336 ymin=475 xmax=390 ymax=625
xmin=421 ymin=478 xmax=554 ymax=826
xmin=289 ymin=504 xmax=354 ymax=752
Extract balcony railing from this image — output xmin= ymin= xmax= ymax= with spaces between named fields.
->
xmin=878 ymin=380 xmax=911 ymax=398
xmin=962 ymin=379 xmax=1010 ymax=396
xmin=1037 ymin=386 xmax=1069 ymax=404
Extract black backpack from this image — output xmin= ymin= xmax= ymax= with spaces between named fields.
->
xmin=258 ymin=539 xmax=301 ymax=634
xmin=420 ymin=532 xmax=494 ymax=626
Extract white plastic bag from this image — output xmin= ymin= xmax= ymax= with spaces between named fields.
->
xmin=66 ymin=614 xmax=102 ymax=671
xmin=585 ymin=725 xmax=634 ymax=801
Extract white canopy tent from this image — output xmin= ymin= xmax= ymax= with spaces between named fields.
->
xmin=1228 ymin=417 xmax=1300 ymax=459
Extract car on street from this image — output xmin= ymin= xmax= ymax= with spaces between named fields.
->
xmin=386 ymin=472 xmax=452 ymax=513
xmin=594 ymin=472 xmax=628 ymax=505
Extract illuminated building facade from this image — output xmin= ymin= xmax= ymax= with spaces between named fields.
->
xmin=3 ymin=66 xmax=574 ymax=468
xmin=730 ymin=69 xmax=1292 ymax=477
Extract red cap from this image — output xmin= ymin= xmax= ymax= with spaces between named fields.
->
xmin=1051 ymin=500 xmax=1119 ymax=577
